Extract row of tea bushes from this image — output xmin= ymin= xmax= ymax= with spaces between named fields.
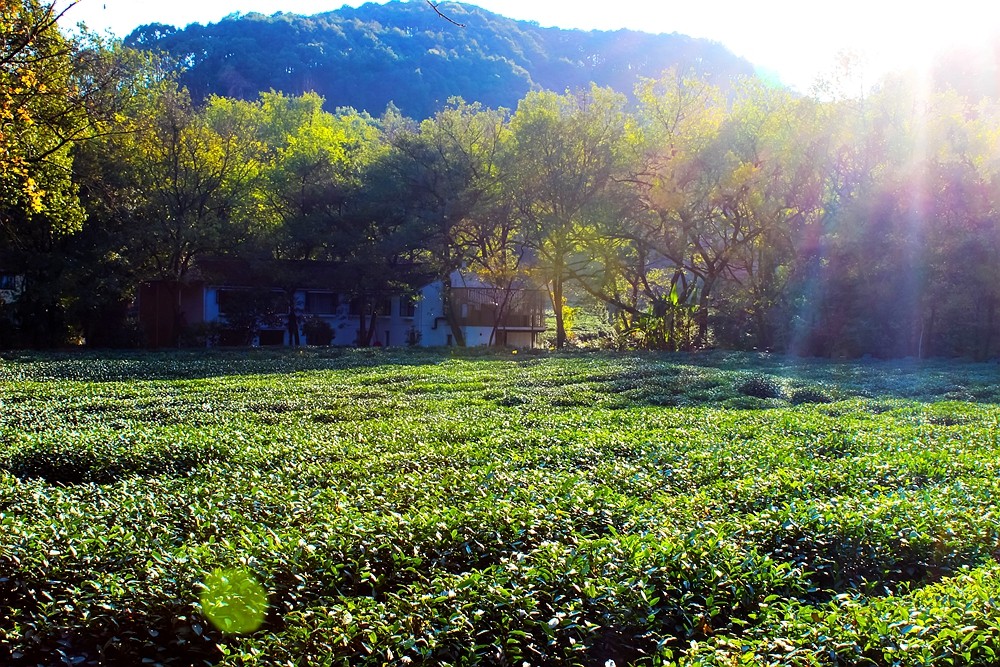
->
xmin=2 ymin=350 xmax=1000 ymax=664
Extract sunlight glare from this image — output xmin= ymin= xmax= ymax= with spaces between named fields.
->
xmin=855 ymin=4 xmax=1000 ymax=91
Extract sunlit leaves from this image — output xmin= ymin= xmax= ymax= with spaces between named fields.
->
xmin=510 ymin=85 xmax=634 ymax=348
xmin=0 ymin=0 xmax=86 ymax=236
xmin=252 ymin=92 xmax=383 ymax=261
xmin=200 ymin=569 xmax=268 ymax=634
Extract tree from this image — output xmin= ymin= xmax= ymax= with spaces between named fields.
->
xmin=0 ymin=7 xmax=157 ymax=346
xmin=254 ymin=93 xmax=382 ymax=260
xmin=510 ymin=85 xmax=633 ymax=348
xmin=1 ymin=0 xmax=85 ymax=238
xmin=121 ymin=86 xmax=263 ymax=283
xmin=614 ymin=72 xmax=827 ymax=351
xmin=903 ymin=88 xmax=1000 ymax=359
xmin=251 ymin=92 xmax=383 ymax=344
xmin=83 ymin=83 xmax=263 ymax=345
xmin=795 ymin=76 xmax=927 ymax=358
xmin=610 ymin=70 xmax=729 ymax=349
xmin=386 ymin=99 xmax=510 ymax=346
xmin=715 ymin=80 xmax=826 ymax=351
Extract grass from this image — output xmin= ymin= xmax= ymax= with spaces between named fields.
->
xmin=1 ymin=348 xmax=1000 ymax=665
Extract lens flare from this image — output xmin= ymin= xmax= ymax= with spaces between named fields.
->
xmin=200 ymin=568 xmax=268 ymax=634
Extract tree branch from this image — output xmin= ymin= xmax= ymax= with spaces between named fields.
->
xmin=426 ymin=1 xmax=465 ymax=28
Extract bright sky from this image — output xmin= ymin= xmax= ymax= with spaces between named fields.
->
xmin=59 ymin=0 xmax=1000 ymax=93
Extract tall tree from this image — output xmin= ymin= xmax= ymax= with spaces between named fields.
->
xmin=717 ymin=80 xmax=826 ymax=351
xmin=122 ymin=86 xmax=263 ymax=283
xmin=1 ymin=0 xmax=85 ymax=239
xmin=510 ymin=85 xmax=633 ymax=348
xmin=0 ymin=5 xmax=151 ymax=346
xmin=82 ymin=84 xmax=263 ymax=345
xmin=621 ymin=71 xmax=729 ymax=349
xmin=254 ymin=92 xmax=382 ymax=261
xmin=251 ymin=92 xmax=383 ymax=344
xmin=386 ymin=99 xmax=510 ymax=346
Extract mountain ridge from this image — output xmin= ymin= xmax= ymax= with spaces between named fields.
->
xmin=125 ymin=0 xmax=756 ymax=118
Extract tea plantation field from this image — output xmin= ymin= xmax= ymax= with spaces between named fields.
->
xmin=2 ymin=349 xmax=1000 ymax=666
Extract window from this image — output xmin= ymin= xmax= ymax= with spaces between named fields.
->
xmin=349 ymin=296 xmax=394 ymax=317
xmin=305 ymin=291 xmax=337 ymax=314
xmin=216 ymin=289 xmax=238 ymax=315
xmin=400 ymin=295 xmax=416 ymax=318
xmin=216 ymin=288 xmax=283 ymax=318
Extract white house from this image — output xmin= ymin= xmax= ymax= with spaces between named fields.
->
xmin=138 ymin=260 xmax=546 ymax=348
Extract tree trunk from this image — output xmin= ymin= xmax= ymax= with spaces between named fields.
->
xmin=917 ymin=305 xmax=934 ymax=359
xmin=356 ymin=295 xmax=371 ymax=346
xmin=551 ymin=276 xmax=566 ymax=349
xmin=696 ymin=280 xmax=713 ymax=349
xmin=754 ymin=307 xmax=772 ymax=352
xmin=365 ymin=310 xmax=377 ymax=346
xmin=357 ymin=306 xmax=378 ymax=347
xmin=489 ymin=282 xmax=516 ymax=347
xmin=172 ymin=279 xmax=183 ymax=348
xmin=286 ymin=290 xmax=300 ymax=347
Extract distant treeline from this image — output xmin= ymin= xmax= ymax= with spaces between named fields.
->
xmin=3 ymin=1 xmax=1000 ymax=358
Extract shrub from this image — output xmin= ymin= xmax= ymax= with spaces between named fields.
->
xmin=735 ymin=372 xmax=786 ymax=399
xmin=302 ymin=317 xmax=334 ymax=346
xmin=179 ymin=322 xmax=223 ymax=347
xmin=790 ymin=386 xmax=834 ymax=404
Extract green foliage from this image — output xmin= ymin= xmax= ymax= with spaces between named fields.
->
xmin=735 ymin=372 xmax=786 ymax=399
xmin=561 ymin=299 xmax=577 ymax=340
xmin=790 ymin=386 xmax=834 ymax=405
xmin=0 ymin=0 xmax=87 ymax=235
xmin=302 ymin=317 xmax=334 ymax=346
xmin=2 ymin=350 xmax=1000 ymax=664
xmin=3 ymin=11 xmax=998 ymax=359
xmin=216 ymin=289 xmax=285 ymax=346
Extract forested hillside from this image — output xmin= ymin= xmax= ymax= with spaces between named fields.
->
xmin=123 ymin=0 xmax=753 ymax=117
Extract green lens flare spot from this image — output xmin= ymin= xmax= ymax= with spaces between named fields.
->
xmin=199 ymin=568 xmax=268 ymax=634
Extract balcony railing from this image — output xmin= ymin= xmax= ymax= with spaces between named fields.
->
xmin=451 ymin=287 xmax=547 ymax=330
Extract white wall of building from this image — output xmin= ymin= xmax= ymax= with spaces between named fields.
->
xmin=202 ymin=278 xmax=541 ymax=348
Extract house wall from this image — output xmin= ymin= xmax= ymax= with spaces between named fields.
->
xmin=0 ymin=274 xmax=25 ymax=305
xmin=415 ymin=281 xmax=450 ymax=346
xmin=181 ymin=287 xmax=205 ymax=326
xmin=139 ymin=281 xmax=203 ymax=348
xmin=314 ymin=293 xmax=421 ymax=347
xmin=504 ymin=331 xmax=538 ymax=348
xmin=412 ymin=279 xmax=544 ymax=347
xmin=139 ymin=281 xmax=205 ymax=347
xmin=204 ymin=286 xmax=424 ymax=347
xmin=197 ymin=279 xmax=544 ymax=348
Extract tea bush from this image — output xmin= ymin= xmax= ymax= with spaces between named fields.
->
xmin=735 ymin=372 xmax=786 ymax=399
xmin=1 ymin=349 xmax=999 ymax=665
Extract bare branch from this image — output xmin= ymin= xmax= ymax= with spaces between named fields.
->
xmin=426 ymin=1 xmax=465 ymax=28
